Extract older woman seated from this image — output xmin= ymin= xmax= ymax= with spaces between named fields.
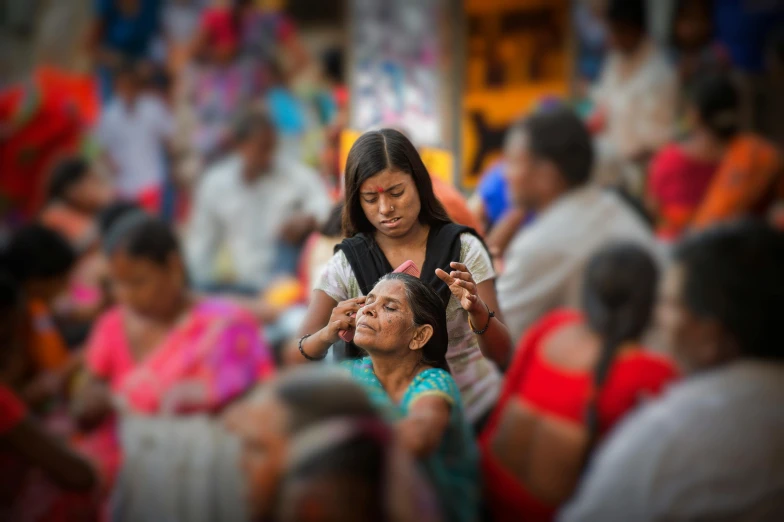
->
xmin=324 ymin=273 xmax=479 ymax=522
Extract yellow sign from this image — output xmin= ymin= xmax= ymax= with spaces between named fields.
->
xmin=339 ymin=129 xmax=454 ymax=185
xmin=462 ymin=0 xmax=571 ymax=187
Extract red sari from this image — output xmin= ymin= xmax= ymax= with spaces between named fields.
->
xmin=0 ymin=67 xmax=98 ymax=222
xmin=647 ymin=143 xmax=718 ymax=240
xmin=478 ymin=310 xmax=678 ymax=522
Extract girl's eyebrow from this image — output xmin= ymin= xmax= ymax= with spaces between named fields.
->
xmin=360 ymin=183 xmax=403 ymax=196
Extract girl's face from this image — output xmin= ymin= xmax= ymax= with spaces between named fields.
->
xmin=358 ymin=170 xmax=421 ymax=239
xmin=108 ymin=250 xmax=185 ymax=319
xmin=354 ymin=279 xmax=432 ymax=356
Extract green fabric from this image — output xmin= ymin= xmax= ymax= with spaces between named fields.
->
xmin=343 ymin=357 xmax=479 ymax=522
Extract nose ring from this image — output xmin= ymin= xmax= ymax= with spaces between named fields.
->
xmin=390 ymin=206 xmax=395 ymax=211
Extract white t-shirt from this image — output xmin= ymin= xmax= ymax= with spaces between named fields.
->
xmin=98 ymin=95 xmax=174 ymax=198
xmin=186 ymin=154 xmax=333 ymax=291
xmin=317 ymin=233 xmax=502 ymax=423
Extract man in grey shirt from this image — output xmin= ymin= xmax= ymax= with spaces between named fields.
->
xmin=560 ymin=221 xmax=784 ymax=522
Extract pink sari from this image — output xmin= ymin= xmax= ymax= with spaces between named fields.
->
xmin=78 ymin=299 xmax=274 ymax=487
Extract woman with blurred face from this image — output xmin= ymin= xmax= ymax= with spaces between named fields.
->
xmin=73 ymin=213 xmax=274 ymax=486
xmin=293 ymin=129 xmax=511 ymax=431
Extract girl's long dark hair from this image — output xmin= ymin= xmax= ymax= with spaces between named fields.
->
xmin=582 ymin=243 xmax=659 ymax=464
xmin=378 ymin=272 xmax=449 ymax=372
xmin=342 ymin=129 xmax=451 ymax=237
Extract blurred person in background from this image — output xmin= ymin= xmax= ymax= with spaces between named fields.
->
xmin=233 ymin=0 xmax=309 ymax=76
xmin=293 ymin=129 xmax=510 ymax=430
xmin=712 ymin=0 xmax=784 ymax=134
xmin=187 ymin=4 xmax=266 ymax=163
xmin=340 ymin=274 xmax=479 ymax=522
xmin=40 ymin=158 xmax=114 ymax=255
xmin=646 ymin=73 xmax=726 ymax=240
xmin=230 ymin=366 xmax=381 ymax=522
xmin=186 ymin=110 xmax=332 ymax=295
xmin=0 ymin=71 xmax=91 ymax=228
xmin=40 ymin=158 xmax=116 ymax=346
xmin=96 ymin=60 xmax=174 ymax=214
xmin=265 ymin=59 xmax=310 ymax=159
xmin=73 ymin=214 xmax=274 ymax=488
xmin=668 ymin=0 xmax=730 ymax=96
xmin=0 ymin=274 xmax=99 ymax=522
xmin=90 ymin=0 xmax=163 ymax=101
xmin=317 ymin=47 xmax=349 ymax=196
xmin=686 ymin=75 xmax=783 ymax=232
xmin=481 ymin=243 xmax=678 ymax=522
xmin=277 ymin=417 xmax=442 ymax=522
xmin=561 ymin=220 xmax=784 ymax=522
xmin=497 ymin=108 xmax=656 ymax=345
xmin=590 ymin=0 xmax=678 ymax=192
xmin=1 ymin=225 xmax=80 ymax=411
xmin=158 ymin=0 xmax=203 ymax=76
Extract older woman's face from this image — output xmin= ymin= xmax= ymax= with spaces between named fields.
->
xmin=354 ymin=279 xmax=415 ymax=353
xmin=358 ymin=170 xmax=421 ymax=239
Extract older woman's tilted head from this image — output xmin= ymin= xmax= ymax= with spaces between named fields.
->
xmin=353 ymin=273 xmax=449 ymax=371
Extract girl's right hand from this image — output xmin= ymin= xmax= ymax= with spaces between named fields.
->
xmin=318 ymin=296 xmax=366 ymax=345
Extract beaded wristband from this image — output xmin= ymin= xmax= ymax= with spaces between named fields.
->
xmin=298 ymin=334 xmax=327 ymax=361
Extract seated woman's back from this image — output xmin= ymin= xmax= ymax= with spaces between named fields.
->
xmin=480 ymin=244 xmax=679 ymax=522
xmin=518 ymin=310 xmax=676 ymax=432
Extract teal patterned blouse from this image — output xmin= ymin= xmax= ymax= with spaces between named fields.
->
xmin=343 ymin=357 xmax=480 ymax=522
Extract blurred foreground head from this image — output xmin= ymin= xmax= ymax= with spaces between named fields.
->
xmin=658 ymin=220 xmax=784 ymax=373
xmin=277 ymin=417 xmax=442 ymax=522
xmin=2 ymin=224 xmax=76 ymax=304
xmin=231 ymin=366 xmax=379 ymax=522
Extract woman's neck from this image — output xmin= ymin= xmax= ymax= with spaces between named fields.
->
xmin=373 ymin=221 xmax=430 ymax=253
xmin=370 ymin=352 xmax=428 ymax=403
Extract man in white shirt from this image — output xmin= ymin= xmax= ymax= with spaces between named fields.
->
xmin=497 ymin=108 xmax=656 ymax=344
xmin=186 ymin=111 xmax=332 ymax=293
xmin=97 ymin=61 xmax=174 ymax=208
xmin=590 ymin=0 xmax=678 ymax=189
xmin=561 ymin=221 xmax=784 ymax=522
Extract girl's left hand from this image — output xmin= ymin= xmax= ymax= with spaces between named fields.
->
xmin=435 ymin=262 xmax=482 ymax=313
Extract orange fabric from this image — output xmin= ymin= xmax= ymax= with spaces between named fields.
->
xmin=27 ymin=299 xmax=70 ymax=372
xmin=431 ymin=176 xmax=485 ymax=236
xmin=692 ymin=134 xmax=783 ymax=229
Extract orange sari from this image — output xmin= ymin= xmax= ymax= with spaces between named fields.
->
xmin=692 ymin=134 xmax=783 ymax=229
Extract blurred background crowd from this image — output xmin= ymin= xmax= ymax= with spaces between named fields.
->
xmin=1 ymin=0 xmax=783 ymax=521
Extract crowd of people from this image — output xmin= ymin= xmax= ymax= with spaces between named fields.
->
xmin=1 ymin=0 xmax=784 ymax=521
